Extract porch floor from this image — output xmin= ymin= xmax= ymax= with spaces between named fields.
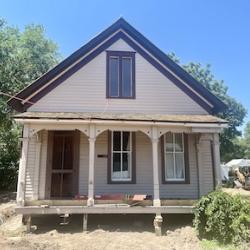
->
xmin=17 ymin=199 xmax=196 ymax=215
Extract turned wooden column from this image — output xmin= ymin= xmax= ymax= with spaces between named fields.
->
xmin=87 ymin=125 xmax=96 ymax=206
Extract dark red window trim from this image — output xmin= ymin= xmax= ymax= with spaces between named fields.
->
xmin=107 ymin=131 xmax=136 ymax=184
xmin=106 ymin=51 xmax=136 ymax=99
xmin=161 ymin=133 xmax=190 ymax=184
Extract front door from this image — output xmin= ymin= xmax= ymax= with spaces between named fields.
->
xmin=47 ymin=131 xmax=79 ymax=198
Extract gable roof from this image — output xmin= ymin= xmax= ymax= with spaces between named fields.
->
xmin=8 ymin=18 xmax=227 ymax=114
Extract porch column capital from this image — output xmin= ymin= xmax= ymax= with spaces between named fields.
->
xmin=151 ymin=138 xmax=159 ymax=144
xmin=88 ymin=137 xmax=96 ymax=143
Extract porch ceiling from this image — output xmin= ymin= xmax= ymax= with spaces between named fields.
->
xmin=14 ymin=112 xmax=227 ymax=124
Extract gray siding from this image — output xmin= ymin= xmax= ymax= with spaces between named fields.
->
xmin=28 ymin=39 xmax=208 ymax=115
xmin=25 ymin=131 xmax=214 ymax=200
xmin=25 ymin=135 xmax=37 ymax=199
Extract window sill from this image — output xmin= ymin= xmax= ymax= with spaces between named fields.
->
xmin=106 ymin=96 xmax=136 ymax=99
xmin=162 ymin=180 xmax=190 ymax=184
xmin=108 ymin=180 xmax=135 ymax=184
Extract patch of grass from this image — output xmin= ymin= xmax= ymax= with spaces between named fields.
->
xmin=200 ymin=239 xmax=247 ymax=250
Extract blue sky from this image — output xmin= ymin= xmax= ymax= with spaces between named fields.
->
xmin=1 ymin=0 xmax=250 ymax=128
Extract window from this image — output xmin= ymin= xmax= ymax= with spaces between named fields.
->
xmin=162 ymin=132 xmax=189 ymax=183
xmin=108 ymin=131 xmax=136 ymax=183
xmin=107 ymin=51 xmax=135 ymax=98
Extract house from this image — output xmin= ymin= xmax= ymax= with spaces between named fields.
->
xmin=8 ymin=18 xmax=227 ymax=235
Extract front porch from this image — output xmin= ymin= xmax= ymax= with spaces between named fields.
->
xmin=14 ymin=112 xmax=225 ymax=234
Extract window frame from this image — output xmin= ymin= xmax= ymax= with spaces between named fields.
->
xmin=106 ymin=51 xmax=136 ymax=99
xmin=107 ymin=131 xmax=136 ymax=184
xmin=161 ymin=133 xmax=190 ymax=184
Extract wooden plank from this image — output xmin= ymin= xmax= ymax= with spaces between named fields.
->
xmin=16 ymin=205 xmax=194 ymax=215
xmin=25 ymin=199 xmax=197 ymax=207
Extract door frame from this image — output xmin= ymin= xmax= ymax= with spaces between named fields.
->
xmin=45 ymin=130 xmax=80 ymax=199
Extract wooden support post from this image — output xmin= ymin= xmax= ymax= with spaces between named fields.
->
xmin=196 ymin=135 xmax=206 ymax=198
xmin=23 ymin=215 xmax=32 ymax=233
xmin=34 ymin=133 xmax=42 ymax=200
xmin=83 ymin=214 xmax=88 ymax=231
xmin=153 ymin=214 xmax=163 ymax=236
xmin=151 ymin=127 xmax=161 ymax=207
xmin=212 ymin=133 xmax=222 ymax=186
xmin=87 ymin=125 xmax=96 ymax=206
xmin=17 ymin=124 xmax=30 ymax=206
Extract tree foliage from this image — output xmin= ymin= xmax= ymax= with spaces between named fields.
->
xmin=168 ymin=53 xmax=247 ymax=162
xmin=0 ymin=18 xmax=60 ymax=190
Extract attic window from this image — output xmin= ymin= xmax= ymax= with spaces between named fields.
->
xmin=106 ymin=51 xmax=135 ymax=98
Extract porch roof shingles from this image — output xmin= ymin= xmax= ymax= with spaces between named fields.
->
xmin=14 ymin=112 xmax=227 ymax=124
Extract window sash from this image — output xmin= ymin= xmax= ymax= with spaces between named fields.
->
xmin=121 ymin=57 xmax=132 ymax=97
xmin=109 ymin=56 xmax=119 ymax=97
xmin=164 ymin=133 xmax=185 ymax=181
xmin=107 ymin=51 xmax=135 ymax=98
xmin=111 ymin=131 xmax=132 ymax=181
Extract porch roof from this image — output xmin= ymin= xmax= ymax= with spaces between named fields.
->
xmin=14 ymin=112 xmax=227 ymax=124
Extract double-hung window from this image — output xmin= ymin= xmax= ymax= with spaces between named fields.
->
xmin=162 ymin=132 xmax=189 ymax=183
xmin=108 ymin=131 xmax=135 ymax=183
xmin=107 ymin=51 xmax=135 ymax=98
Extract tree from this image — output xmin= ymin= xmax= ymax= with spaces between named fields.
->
xmin=0 ymin=18 xmax=60 ymax=190
xmin=168 ymin=53 xmax=247 ymax=162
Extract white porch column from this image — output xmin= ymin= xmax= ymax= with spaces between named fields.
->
xmin=212 ymin=133 xmax=222 ymax=186
xmin=17 ymin=124 xmax=30 ymax=206
xmin=33 ymin=133 xmax=42 ymax=200
xmin=151 ymin=127 xmax=161 ymax=207
xmin=195 ymin=135 xmax=203 ymax=197
xmin=87 ymin=125 xmax=96 ymax=206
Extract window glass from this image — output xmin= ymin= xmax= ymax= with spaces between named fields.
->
xmin=122 ymin=153 xmax=131 ymax=179
xmin=175 ymin=133 xmax=183 ymax=152
xmin=166 ymin=153 xmax=175 ymax=179
xmin=113 ymin=131 xmax=121 ymax=151
xmin=122 ymin=132 xmax=130 ymax=151
xmin=107 ymin=52 xmax=135 ymax=98
xmin=165 ymin=132 xmax=173 ymax=152
xmin=111 ymin=131 xmax=132 ymax=181
xmin=165 ymin=133 xmax=185 ymax=181
xmin=112 ymin=153 xmax=121 ymax=179
xmin=122 ymin=57 xmax=132 ymax=97
xmin=175 ymin=153 xmax=185 ymax=179
xmin=109 ymin=57 xmax=119 ymax=97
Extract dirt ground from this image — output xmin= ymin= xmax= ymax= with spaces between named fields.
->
xmin=222 ymin=187 xmax=250 ymax=199
xmin=0 ymin=201 xmax=201 ymax=250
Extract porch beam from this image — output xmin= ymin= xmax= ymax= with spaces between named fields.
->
xmin=16 ymin=205 xmax=194 ymax=215
xmin=87 ymin=124 xmax=96 ymax=206
xmin=151 ymin=127 xmax=161 ymax=207
xmin=17 ymin=124 xmax=30 ymax=206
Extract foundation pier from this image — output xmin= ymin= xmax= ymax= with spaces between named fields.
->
xmin=153 ymin=214 xmax=163 ymax=236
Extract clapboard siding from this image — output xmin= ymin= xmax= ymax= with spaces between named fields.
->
xmin=159 ymin=134 xmax=199 ymax=199
xmin=77 ymin=131 xmax=213 ymax=198
xmin=25 ymin=130 xmax=214 ymax=200
xmin=28 ymin=39 xmax=208 ymax=114
xmin=25 ymin=135 xmax=37 ymax=199
xmin=199 ymin=134 xmax=214 ymax=195
xmin=38 ymin=130 xmax=48 ymax=199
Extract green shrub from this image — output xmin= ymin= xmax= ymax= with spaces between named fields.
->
xmin=194 ymin=190 xmax=250 ymax=244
